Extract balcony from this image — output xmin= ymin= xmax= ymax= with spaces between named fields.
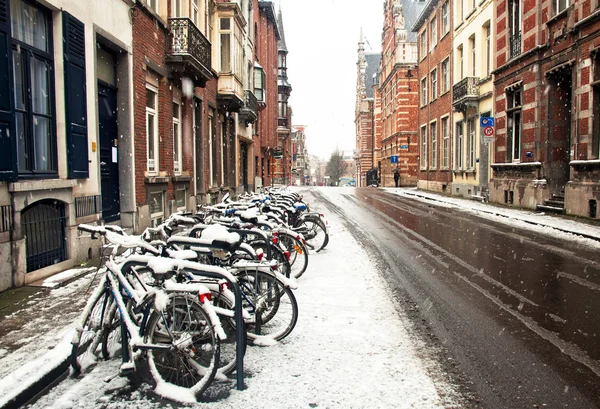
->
xmin=166 ymin=18 xmax=214 ymax=87
xmin=278 ymin=118 xmax=289 ymax=129
xmin=510 ymin=32 xmax=521 ymax=59
xmin=239 ymin=90 xmax=258 ymax=125
xmin=453 ymin=77 xmax=479 ymax=112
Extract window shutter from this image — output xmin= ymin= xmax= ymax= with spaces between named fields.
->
xmin=0 ymin=0 xmax=17 ymax=181
xmin=63 ymin=11 xmax=89 ymax=179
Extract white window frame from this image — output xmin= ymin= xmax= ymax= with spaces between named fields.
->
xmin=421 ymin=77 xmax=427 ymax=106
xmin=442 ymin=2 xmax=449 ymax=35
xmin=420 ymin=30 xmax=427 ymax=60
xmin=192 ymin=0 xmax=199 ymax=26
xmin=149 ymin=191 xmax=165 ymax=227
xmin=485 ymin=24 xmax=491 ymax=77
xmin=146 ymin=0 xmax=159 ymax=13
xmin=442 ymin=57 xmax=450 ymax=93
xmin=430 ymin=17 xmax=437 ymax=51
xmin=455 ymin=121 xmax=464 ymax=170
xmin=467 ymin=117 xmax=476 ymax=169
xmin=556 ymin=0 xmax=569 ymax=14
xmin=172 ymin=0 xmax=182 ymax=17
xmin=470 ymin=36 xmax=476 ymax=77
xmin=175 ymin=187 xmax=187 ymax=211
xmin=421 ymin=125 xmax=428 ymax=169
xmin=209 ymin=110 xmax=215 ymax=187
xmin=173 ymin=99 xmax=182 ymax=175
xmin=146 ymin=85 xmax=159 ymax=174
xmin=441 ymin=116 xmax=449 ymax=169
xmin=431 ymin=120 xmax=438 ymax=170
xmin=458 ymin=45 xmax=464 ymax=80
xmin=507 ymin=89 xmax=522 ymax=162
xmin=220 ymin=17 xmax=232 ymax=73
xmin=431 ymin=68 xmax=438 ymax=100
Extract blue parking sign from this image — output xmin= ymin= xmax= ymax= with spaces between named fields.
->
xmin=390 ymin=155 xmax=399 ymax=163
xmin=480 ymin=117 xmax=495 ymax=127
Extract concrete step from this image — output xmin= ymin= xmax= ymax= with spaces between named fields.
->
xmin=544 ymin=199 xmax=565 ymax=207
xmin=536 ymin=204 xmax=566 ymax=214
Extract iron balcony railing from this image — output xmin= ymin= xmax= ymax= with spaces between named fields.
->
xmin=510 ymin=32 xmax=521 ymax=58
xmin=167 ymin=17 xmax=211 ymax=73
xmin=278 ymin=118 xmax=289 ymax=128
xmin=245 ymin=90 xmax=258 ymax=115
xmin=453 ymin=77 xmax=479 ymax=104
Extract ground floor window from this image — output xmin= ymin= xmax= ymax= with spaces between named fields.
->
xmin=149 ymin=191 xmax=164 ymax=227
xmin=175 ymin=187 xmax=187 ymax=211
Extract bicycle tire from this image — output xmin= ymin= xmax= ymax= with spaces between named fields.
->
xmin=236 ymin=269 xmax=298 ymax=342
xmin=212 ymin=292 xmax=248 ymax=376
xmin=145 ymin=294 xmax=220 ymax=399
xmin=297 ymin=218 xmax=328 ymax=253
xmin=248 ymin=240 xmax=292 ymax=278
xmin=278 ymin=234 xmax=309 ymax=279
xmin=71 ymin=283 xmax=111 ymax=374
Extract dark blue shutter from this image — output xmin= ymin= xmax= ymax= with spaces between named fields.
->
xmin=0 ymin=0 xmax=17 ymax=181
xmin=63 ymin=11 xmax=89 ymax=179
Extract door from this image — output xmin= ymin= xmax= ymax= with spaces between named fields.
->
xmin=98 ymin=83 xmax=120 ymax=222
xmin=241 ymin=142 xmax=248 ymax=193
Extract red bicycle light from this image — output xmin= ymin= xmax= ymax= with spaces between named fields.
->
xmin=219 ymin=282 xmax=231 ymax=292
xmin=257 ymin=252 xmax=264 ymax=260
xmin=272 ymin=237 xmax=279 ymax=244
xmin=199 ymin=292 xmax=212 ymax=303
xmin=284 ymin=250 xmax=291 ymax=261
xmin=270 ymin=262 xmax=280 ymax=271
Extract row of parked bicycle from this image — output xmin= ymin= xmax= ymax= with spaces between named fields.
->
xmin=70 ymin=187 xmax=329 ymax=403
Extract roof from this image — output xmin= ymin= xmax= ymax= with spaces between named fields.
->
xmin=400 ymin=0 xmax=427 ymax=42
xmin=277 ymin=8 xmax=288 ymax=53
xmin=365 ymin=53 xmax=381 ymax=98
xmin=411 ymin=0 xmax=440 ymax=32
xmin=258 ymin=1 xmax=281 ymax=40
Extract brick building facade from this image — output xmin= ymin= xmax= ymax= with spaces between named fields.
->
xmin=491 ymin=0 xmax=600 ymax=219
xmin=414 ymin=0 xmax=454 ymax=193
xmin=379 ymin=0 xmax=424 ymax=187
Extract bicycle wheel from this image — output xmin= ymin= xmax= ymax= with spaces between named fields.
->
xmin=145 ymin=294 xmax=220 ymax=399
xmin=236 ymin=270 xmax=298 ymax=342
xmin=71 ymin=283 xmax=111 ymax=373
xmin=278 ymin=234 xmax=308 ymax=279
xmin=297 ymin=218 xmax=328 ymax=253
xmin=248 ymin=240 xmax=292 ymax=278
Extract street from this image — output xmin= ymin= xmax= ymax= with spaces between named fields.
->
xmin=311 ymin=187 xmax=600 ymax=408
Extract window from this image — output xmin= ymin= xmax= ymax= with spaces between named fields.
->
xmin=593 ymin=57 xmax=600 ymax=158
xmin=208 ymin=2 xmax=214 ymax=42
xmin=421 ymin=126 xmax=427 ymax=169
xmin=172 ymin=0 xmax=182 ymax=17
xmin=431 ymin=68 xmax=438 ymax=100
xmin=149 ymin=191 xmax=164 ymax=226
xmin=420 ymin=30 xmax=427 ymax=59
xmin=192 ymin=0 xmax=199 ymax=26
xmin=209 ymin=109 xmax=216 ymax=187
xmin=278 ymin=93 xmax=288 ymax=119
xmin=175 ymin=188 xmax=187 ymax=211
xmin=458 ymin=0 xmax=464 ymax=22
xmin=442 ymin=117 xmax=449 ymax=168
xmin=442 ymin=58 xmax=450 ymax=93
xmin=442 ymin=2 xmax=449 ymax=35
xmin=458 ymin=45 xmax=464 ymax=80
xmin=472 ymin=0 xmax=476 ymax=11
xmin=430 ymin=18 xmax=437 ymax=50
xmin=467 ymin=117 xmax=476 ymax=168
xmin=146 ymin=0 xmax=158 ymax=13
xmin=485 ymin=24 xmax=491 ymax=77
xmin=421 ymin=77 xmax=427 ymax=106
xmin=456 ymin=121 xmax=464 ymax=169
xmin=146 ymin=87 xmax=158 ymax=173
xmin=507 ymin=89 xmax=522 ymax=161
xmin=254 ymin=66 xmax=265 ymax=101
xmin=173 ymin=101 xmax=182 ymax=174
xmin=220 ymin=116 xmax=226 ymax=185
xmin=509 ymin=0 xmax=521 ymax=57
xmin=11 ymin=0 xmax=56 ymax=175
xmin=556 ymin=0 xmax=568 ymax=14
xmin=220 ymin=18 xmax=231 ymax=72
xmin=470 ymin=36 xmax=476 ymax=77
xmin=431 ymin=121 xmax=438 ymax=169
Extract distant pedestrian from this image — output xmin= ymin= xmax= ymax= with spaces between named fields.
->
xmin=393 ymin=168 xmax=400 ymax=187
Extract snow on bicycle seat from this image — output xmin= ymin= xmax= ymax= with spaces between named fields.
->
xmin=166 ymin=248 xmax=198 ymax=260
xmin=200 ymin=224 xmax=242 ymax=251
xmin=293 ymin=202 xmax=307 ymax=211
xmin=238 ymin=210 xmax=268 ymax=224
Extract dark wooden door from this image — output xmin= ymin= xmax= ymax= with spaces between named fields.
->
xmin=98 ymin=83 xmax=120 ymax=222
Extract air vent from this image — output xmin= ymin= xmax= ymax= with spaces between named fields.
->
xmin=0 ymin=1 xmax=7 ymax=25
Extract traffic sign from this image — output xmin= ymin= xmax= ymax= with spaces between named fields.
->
xmin=480 ymin=117 xmax=495 ymax=127
xmin=483 ymin=126 xmax=494 ymax=137
xmin=400 ymin=145 xmax=408 ymax=149
xmin=390 ymin=155 xmax=399 ymax=163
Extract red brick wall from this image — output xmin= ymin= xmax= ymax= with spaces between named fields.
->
xmin=416 ymin=0 xmax=453 ymax=184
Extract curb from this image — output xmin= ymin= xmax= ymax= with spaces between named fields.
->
xmin=400 ymin=190 xmax=600 ymax=243
xmin=0 ymin=356 xmax=70 ymax=409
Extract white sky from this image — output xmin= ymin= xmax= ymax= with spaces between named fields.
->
xmin=279 ymin=0 xmax=383 ymax=161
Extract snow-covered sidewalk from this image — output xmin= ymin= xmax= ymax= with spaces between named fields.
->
xmin=385 ymin=187 xmax=600 ymax=248
xmin=3 ymin=191 xmax=462 ymax=408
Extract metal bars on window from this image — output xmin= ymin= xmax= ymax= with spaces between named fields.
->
xmin=75 ymin=195 xmax=101 ymax=218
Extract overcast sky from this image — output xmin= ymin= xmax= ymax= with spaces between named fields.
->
xmin=279 ymin=0 xmax=383 ymax=161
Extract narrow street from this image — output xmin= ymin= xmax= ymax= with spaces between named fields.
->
xmin=310 ymin=187 xmax=600 ymax=409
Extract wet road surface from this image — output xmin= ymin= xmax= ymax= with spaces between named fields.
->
xmin=310 ymin=187 xmax=600 ymax=409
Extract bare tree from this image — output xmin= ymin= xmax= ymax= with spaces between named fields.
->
xmin=326 ymin=148 xmax=344 ymax=186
